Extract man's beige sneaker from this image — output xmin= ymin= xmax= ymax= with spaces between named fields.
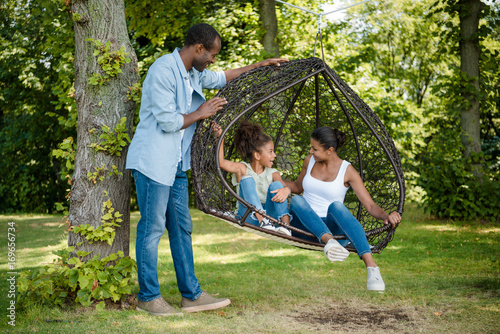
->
xmin=137 ymin=297 xmax=183 ymax=316
xmin=181 ymin=291 xmax=231 ymax=313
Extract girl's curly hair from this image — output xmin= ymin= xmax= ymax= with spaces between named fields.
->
xmin=234 ymin=120 xmax=272 ymax=162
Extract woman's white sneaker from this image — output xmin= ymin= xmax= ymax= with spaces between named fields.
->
xmin=323 ymin=239 xmax=349 ymax=262
xmin=366 ymin=267 xmax=385 ymax=291
xmin=276 ymin=225 xmax=292 ymax=236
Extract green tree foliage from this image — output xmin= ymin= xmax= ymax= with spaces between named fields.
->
xmin=321 ymin=0 xmax=450 ymax=200
xmin=125 ymin=0 xmax=325 ymax=72
xmin=0 ymin=0 xmax=76 ymax=212
xmin=320 ymin=0 xmax=499 ymax=219
xmin=430 ymin=0 xmax=499 ymax=154
xmin=417 ymin=0 xmax=499 ymax=220
xmin=479 ymin=3 xmax=500 ymax=170
xmin=125 ymin=0 xmax=228 ymax=48
xmin=124 ymin=0 xmax=235 ymax=85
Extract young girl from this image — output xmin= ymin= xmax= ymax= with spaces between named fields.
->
xmin=213 ymin=120 xmax=292 ymax=235
xmin=285 ymin=127 xmax=401 ymax=291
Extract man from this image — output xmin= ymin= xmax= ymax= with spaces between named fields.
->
xmin=126 ymin=23 xmax=287 ymax=316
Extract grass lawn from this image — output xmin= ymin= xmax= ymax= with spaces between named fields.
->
xmin=0 ymin=204 xmax=499 ymax=333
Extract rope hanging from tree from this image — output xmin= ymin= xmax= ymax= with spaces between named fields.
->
xmin=275 ymin=0 xmax=371 ymax=58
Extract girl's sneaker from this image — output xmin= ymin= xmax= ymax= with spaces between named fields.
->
xmin=260 ymin=218 xmax=275 ymax=231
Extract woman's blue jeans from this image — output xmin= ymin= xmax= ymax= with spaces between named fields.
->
xmin=290 ymin=196 xmax=372 ymax=258
xmin=237 ymin=178 xmax=291 ymax=226
xmin=132 ymin=167 xmax=202 ymax=302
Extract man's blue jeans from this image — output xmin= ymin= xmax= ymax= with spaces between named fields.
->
xmin=132 ymin=167 xmax=202 ymax=302
xmin=290 ymin=195 xmax=372 ymax=258
xmin=237 ymin=178 xmax=291 ymax=225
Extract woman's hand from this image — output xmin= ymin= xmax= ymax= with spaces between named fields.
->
xmin=270 ymin=186 xmax=291 ymax=203
xmin=383 ymin=211 xmax=402 ymax=229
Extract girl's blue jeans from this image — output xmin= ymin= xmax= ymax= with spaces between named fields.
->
xmin=290 ymin=195 xmax=372 ymax=258
xmin=237 ymin=177 xmax=291 ymax=226
xmin=132 ymin=166 xmax=202 ymax=302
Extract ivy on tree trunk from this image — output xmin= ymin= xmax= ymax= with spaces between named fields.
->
xmin=69 ymin=0 xmax=139 ymax=259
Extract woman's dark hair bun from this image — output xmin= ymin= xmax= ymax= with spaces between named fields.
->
xmin=311 ymin=127 xmax=346 ymax=151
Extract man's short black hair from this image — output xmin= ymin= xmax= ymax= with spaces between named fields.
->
xmin=184 ymin=23 xmax=221 ymax=51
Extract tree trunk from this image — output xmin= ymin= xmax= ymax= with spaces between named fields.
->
xmin=259 ymin=0 xmax=280 ymax=57
xmin=68 ymin=0 xmax=139 ymax=259
xmin=459 ymin=0 xmax=485 ymax=177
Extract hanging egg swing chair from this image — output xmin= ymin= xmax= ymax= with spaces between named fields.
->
xmin=191 ymin=3 xmax=405 ymax=254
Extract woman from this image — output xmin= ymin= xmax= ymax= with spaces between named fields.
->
xmin=285 ymin=127 xmax=401 ymax=291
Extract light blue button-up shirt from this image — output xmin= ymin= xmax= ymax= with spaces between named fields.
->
xmin=126 ymin=48 xmax=226 ymax=186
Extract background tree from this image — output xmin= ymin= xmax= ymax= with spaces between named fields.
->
xmin=67 ymin=0 xmax=139 ymax=258
xmin=322 ymin=0 xmax=499 ymax=220
xmin=260 ymin=0 xmax=280 ymax=57
xmin=416 ymin=0 xmax=499 ymax=219
xmin=324 ymin=0 xmax=450 ymax=199
xmin=458 ymin=0 xmax=486 ymax=177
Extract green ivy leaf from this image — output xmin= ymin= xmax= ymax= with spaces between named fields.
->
xmin=95 ymin=301 xmax=106 ymax=311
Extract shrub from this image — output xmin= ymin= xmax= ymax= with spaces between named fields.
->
xmin=18 ymin=247 xmax=138 ymax=308
xmin=417 ymin=151 xmax=500 ymax=221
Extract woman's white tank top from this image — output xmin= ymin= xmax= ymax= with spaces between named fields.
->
xmin=302 ymin=156 xmax=350 ymax=217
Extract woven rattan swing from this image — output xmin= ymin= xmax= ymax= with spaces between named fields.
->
xmin=191 ymin=3 xmax=404 ymax=254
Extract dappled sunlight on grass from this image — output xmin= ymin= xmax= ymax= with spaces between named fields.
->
xmin=192 ymin=231 xmax=263 ymax=246
xmin=194 ymin=243 xmax=306 ymax=265
xmin=0 ymin=214 xmax=65 ymax=221
xmin=416 ymin=215 xmax=500 ymax=234
xmin=130 ymin=211 xmax=140 ymax=224
xmin=9 ymin=238 xmax=68 ymax=270
xmin=124 ymin=312 xmax=198 ymax=331
xmin=421 ymin=225 xmax=459 ymax=232
xmin=478 ymin=228 xmax=500 ymax=234
xmin=385 ymin=245 xmax=404 ymax=250
xmin=477 ymin=304 xmax=500 ymax=313
xmin=0 ymin=215 xmax=70 ymax=271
